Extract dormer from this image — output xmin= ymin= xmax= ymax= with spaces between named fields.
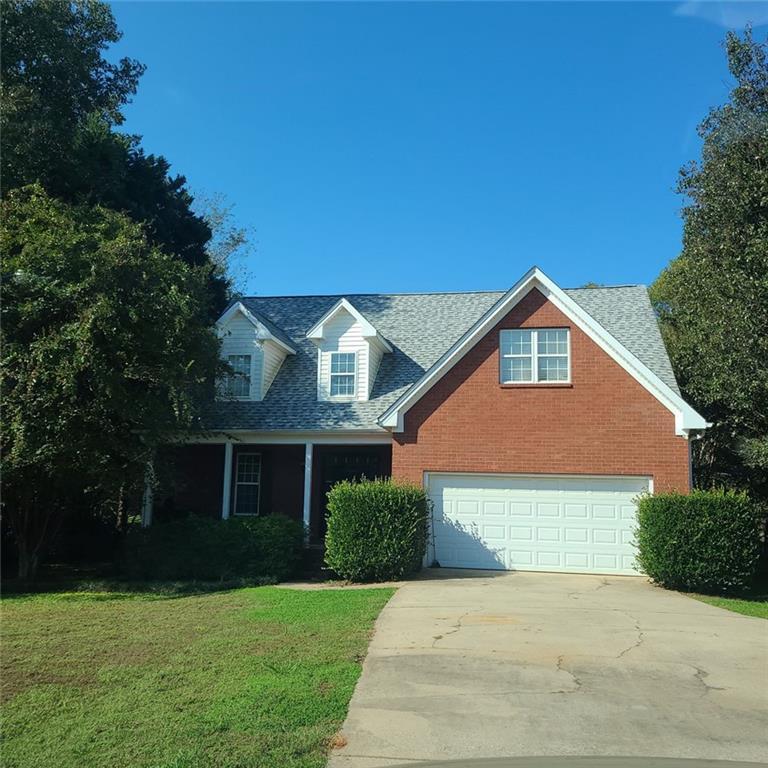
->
xmin=306 ymin=298 xmax=392 ymax=402
xmin=216 ymin=302 xmax=296 ymax=401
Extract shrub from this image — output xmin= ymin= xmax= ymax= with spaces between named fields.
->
xmin=124 ymin=514 xmax=304 ymax=582
xmin=325 ymin=479 xmax=429 ymax=582
xmin=635 ymin=489 xmax=763 ymax=593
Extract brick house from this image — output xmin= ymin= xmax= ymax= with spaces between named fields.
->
xmin=149 ymin=267 xmax=707 ymax=575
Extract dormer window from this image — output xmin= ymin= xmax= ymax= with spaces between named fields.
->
xmin=307 ymin=298 xmax=392 ymax=402
xmin=225 ymin=354 xmax=252 ymax=398
xmin=330 ymin=352 xmax=356 ymax=397
xmin=215 ymin=302 xmax=296 ymax=402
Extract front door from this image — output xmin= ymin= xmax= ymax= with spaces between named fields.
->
xmin=313 ymin=447 xmax=391 ymax=540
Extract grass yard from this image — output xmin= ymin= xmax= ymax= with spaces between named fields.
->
xmin=692 ymin=593 xmax=768 ymax=619
xmin=1 ymin=585 xmax=394 ymax=768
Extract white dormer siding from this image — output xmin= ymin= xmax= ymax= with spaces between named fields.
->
xmin=216 ymin=302 xmax=296 ymax=401
xmin=316 ymin=309 xmax=369 ymax=401
xmin=261 ymin=339 xmax=288 ymax=395
xmin=219 ymin=312 xmax=264 ymax=400
xmin=307 ymin=299 xmax=392 ymax=403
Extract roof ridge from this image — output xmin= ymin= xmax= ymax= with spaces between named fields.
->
xmin=241 ymin=284 xmax=644 ymax=301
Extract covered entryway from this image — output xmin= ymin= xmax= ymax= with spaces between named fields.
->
xmin=428 ymin=473 xmax=650 ymax=575
xmin=310 ymin=445 xmax=392 ymax=542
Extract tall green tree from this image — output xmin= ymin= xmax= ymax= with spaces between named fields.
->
xmin=1 ymin=186 xmax=223 ymax=580
xmin=0 ymin=0 xmax=143 ymax=194
xmin=1 ymin=0 xmax=229 ymax=314
xmin=651 ymin=28 xmax=768 ymax=496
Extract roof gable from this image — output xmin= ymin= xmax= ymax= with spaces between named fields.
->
xmin=377 ymin=267 xmax=708 ymax=436
xmin=217 ymin=301 xmax=297 ymax=355
xmin=306 ymin=298 xmax=393 ymax=352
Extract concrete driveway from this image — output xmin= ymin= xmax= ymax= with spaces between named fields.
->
xmin=329 ymin=570 xmax=768 ymax=767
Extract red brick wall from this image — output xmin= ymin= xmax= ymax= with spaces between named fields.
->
xmin=392 ymin=289 xmax=690 ymax=492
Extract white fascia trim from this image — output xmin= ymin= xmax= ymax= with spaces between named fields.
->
xmin=177 ymin=430 xmax=392 ymax=445
xmin=217 ymin=301 xmax=297 ymax=355
xmin=306 ymin=298 xmax=393 ymax=352
xmin=379 ymin=266 xmax=708 ymax=436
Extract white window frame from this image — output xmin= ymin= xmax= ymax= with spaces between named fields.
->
xmin=329 ymin=351 xmax=357 ymax=398
xmin=233 ymin=452 xmax=261 ymax=516
xmin=499 ymin=328 xmax=571 ymax=384
xmin=224 ymin=353 xmax=253 ymax=399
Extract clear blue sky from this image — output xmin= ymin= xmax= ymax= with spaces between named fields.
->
xmin=109 ymin=2 xmax=767 ymax=296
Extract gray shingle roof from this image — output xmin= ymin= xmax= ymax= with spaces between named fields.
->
xmin=203 ymin=285 xmax=678 ymax=432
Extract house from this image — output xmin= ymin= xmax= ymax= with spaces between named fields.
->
xmin=148 ymin=266 xmax=708 ymax=576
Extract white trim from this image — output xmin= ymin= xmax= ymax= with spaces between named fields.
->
xmin=232 ymin=452 xmax=262 ymax=516
xmin=303 ymin=443 xmax=313 ymax=538
xmin=306 ymin=298 xmax=393 ymax=352
xmin=221 ymin=442 xmax=233 ymax=519
xmin=223 ymin=352 xmax=254 ymax=399
xmin=425 ymin=469 xmax=654 ymax=485
xmin=499 ymin=327 xmax=571 ymax=384
xmin=217 ymin=301 xmax=297 ymax=355
xmin=329 ymin=350 xmax=357 ymax=398
xmin=379 ymin=266 xmax=708 ymax=436
xmin=178 ymin=431 xmax=392 ymax=445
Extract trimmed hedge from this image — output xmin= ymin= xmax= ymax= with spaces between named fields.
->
xmin=635 ymin=489 xmax=762 ymax=593
xmin=124 ymin=514 xmax=304 ymax=582
xmin=325 ymin=479 xmax=429 ymax=582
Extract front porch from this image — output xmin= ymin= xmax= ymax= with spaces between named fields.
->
xmin=148 ymin=436 xmax=392 ymax=544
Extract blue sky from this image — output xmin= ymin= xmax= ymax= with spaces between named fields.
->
xmin=109 ymin=2 xmax=766 ymax=296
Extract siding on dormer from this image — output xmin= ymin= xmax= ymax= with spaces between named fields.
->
xmin=316 ymin=309 xmax=370 ymax=401
xmin=219 ymin=312 xmax=264 ymax=401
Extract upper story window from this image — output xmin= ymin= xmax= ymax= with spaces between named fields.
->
xmin=225 ymin=354 xmax=252 ymax=397
xmin=500 ymin=329 xmax=570 ymax=384
xmin=330 ymin=352 xmax=356 ymax=397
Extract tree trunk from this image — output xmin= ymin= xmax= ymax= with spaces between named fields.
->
xmin=17 ymin=542 xmax=39 ymax=583
xmin=115 ymin=485 xmax=127 ymax=533
xmin=9 ymin=493 xmax=59 ymax=585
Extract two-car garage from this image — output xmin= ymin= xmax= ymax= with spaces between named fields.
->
xmin=427 ymin=473 xmax=650 ymax=576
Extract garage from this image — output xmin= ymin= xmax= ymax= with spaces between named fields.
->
xmin=428 ymin=473 xmax=650 ymax=575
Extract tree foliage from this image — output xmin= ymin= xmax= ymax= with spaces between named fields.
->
xmin=0 ymin=0 xmax=143 ymax=194
xmin=651 ymin=28 xmax=768 ymax=495
xmin=0 ymin=0 xmax=229 ymax=315
xmin=1 ymin=186 xmax=222 ymax=578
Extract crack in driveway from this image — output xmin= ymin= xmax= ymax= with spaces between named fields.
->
xmin=692 ymin=665 xmax=727 ymax=696
xmin=616 ymin=615 xmax=645 ymax=658
xmin=431 ymin=611 xmax=474 ymax=648
xmin=555 ymin=654 xmax=583 ymax=693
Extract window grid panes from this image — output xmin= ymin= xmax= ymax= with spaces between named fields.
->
xmin=225 ymin=354 xmax=251 ymax=397
xmin=500 ymin=329 xmax=569 ymax=383
xmin=536 ymin=329 xmax=569 ymax=381
xmin=330 ymin=352 xmax=356 ymax=397
xmin=234 ymin=453 xmax=261 ymax=516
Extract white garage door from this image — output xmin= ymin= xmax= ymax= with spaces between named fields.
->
xmin=428 ymin=473 xmax=650 ymax=575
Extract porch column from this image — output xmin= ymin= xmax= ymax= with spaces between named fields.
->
xmin=221 ymin=441 xmax=233 ymax=519
xmin=141 ymin=461 xmax=154 ymax=528
xmin=302 ymin=443 xmax=313 ymax=539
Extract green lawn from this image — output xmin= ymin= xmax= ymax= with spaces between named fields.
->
xmin=692 ymin=594 xmax=768 ymax=619
xmin=1 ymin=586 xmax=394 ymax=768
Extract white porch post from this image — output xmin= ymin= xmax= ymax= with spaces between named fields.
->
xmin=141 ymin=461 xmax=154 ymax=528
xmin=302 ymin=442 xmax=313 ymax=540
xmin=221 ymin=441 xmax=233 ymax=519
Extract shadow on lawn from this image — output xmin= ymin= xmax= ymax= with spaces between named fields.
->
xmin=1 ymin=575 xmax=275 ymax=601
